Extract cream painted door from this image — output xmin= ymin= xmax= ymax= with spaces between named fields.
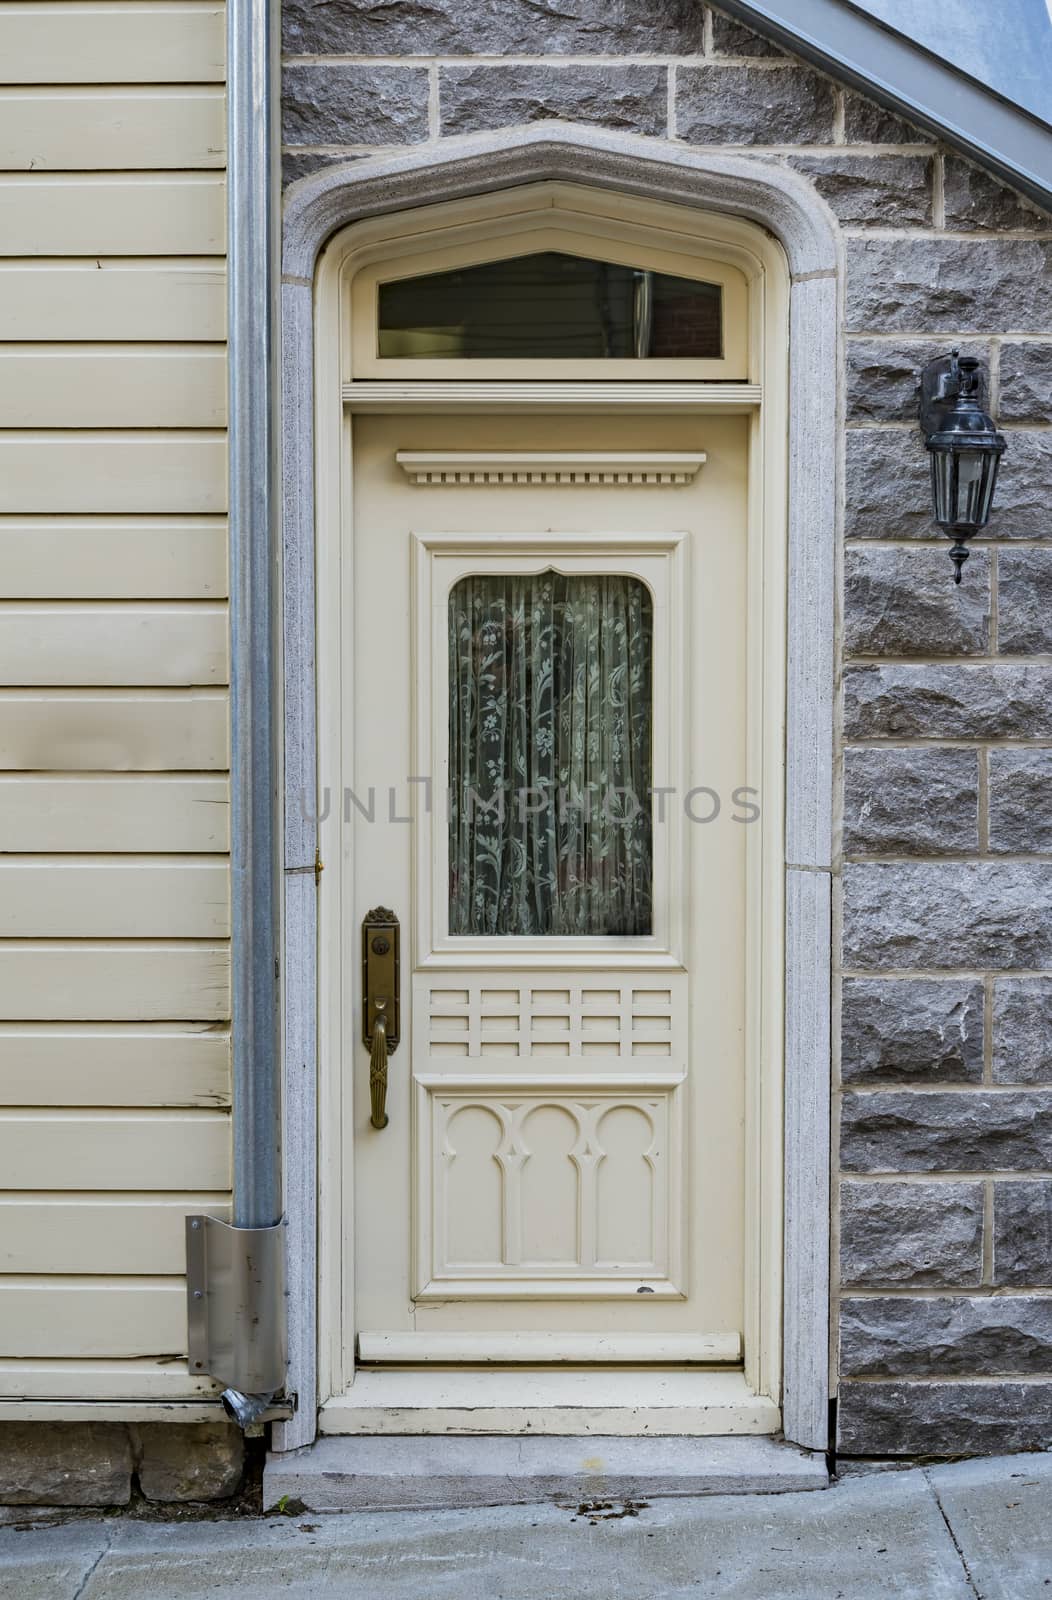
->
xmin=349 ymin=410 xmax=749 ymax=1365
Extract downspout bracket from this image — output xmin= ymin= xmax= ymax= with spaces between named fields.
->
xmin=186 ymin=1215 xmax=287 ymax=1396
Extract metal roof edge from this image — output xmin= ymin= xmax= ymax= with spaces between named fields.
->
xmin=715 ymin=0 xmax=1052 ymax=212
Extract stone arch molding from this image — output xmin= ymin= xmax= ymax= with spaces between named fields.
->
xmin=282 ymin=123 xmax=840 ymax=278
xmin=277 ymin=124 xmax=839 ymax=1456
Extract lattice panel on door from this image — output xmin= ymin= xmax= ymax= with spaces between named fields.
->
xmin=416 ymin=974 xmax=685 ymax=1062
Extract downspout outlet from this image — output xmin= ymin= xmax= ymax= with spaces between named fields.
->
xmin=221 ymin=1388 xmax=277 ymax=1429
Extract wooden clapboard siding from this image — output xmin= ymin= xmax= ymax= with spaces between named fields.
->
xmin=1 ymin=0 xmax=232 ymax=1398
xmin=0 ymin=433 xmax=226 ymax=514
xmin=0 ymin=519 xmax=228 ymax=600
xmin=0 ymin=89 xmax=225 ymax=171
xmin=0 ymin=1112 xmax=231 ymax=1189
xmin=0 ymin=175 xmax=225 ymax=255
xmin=0 ymin=605 xmax=228 ymax=686
xmin=0 ymin=1279 xmax=188 ymax=1358
xmin=0 ymin=263 xmax=226 ymax=343
xmin=0 ymin=692 xmax=228 ymax=770
xmin=0 ymin=1024 xmax=231 ymax=1106
xmin=0 ymin=1196 xmax=231 ymax=1273
xmin=0 ymin=348 xmax=226 ymax=428
xmin=0 ymin=1360 xmax=219 ymax=1402
xmin=0 ymin=860 xmax=230 ymax=938
xmin=0 ymin=777 xmax=229 ymax=852
xmin=0 ymin=945 xmax=231 ymax=1022
xmin=0 ymin=5 xmax=225 ymax=86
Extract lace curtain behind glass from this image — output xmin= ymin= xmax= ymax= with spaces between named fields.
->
xmin=448 ymin=570 xmax=653 ymax=937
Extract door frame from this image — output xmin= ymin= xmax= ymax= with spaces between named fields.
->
xmin=277 ymin=127 xmax=838 ymax=1454
xmin=319 ymin=191 xmax=783 ymax=1429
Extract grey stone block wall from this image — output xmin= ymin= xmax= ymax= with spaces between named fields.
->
xmin=280 ymin=0 xmax=1052 ymax=1462
xmin=835 ymin=49 xmax=1052 ymax=1448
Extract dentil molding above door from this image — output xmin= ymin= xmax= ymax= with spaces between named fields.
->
xmin=395 ymin=451 xmax=708 ymax=487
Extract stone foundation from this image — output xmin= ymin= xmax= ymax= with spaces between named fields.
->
xmin=0 ymin=1421 xmax=244 ymax=1507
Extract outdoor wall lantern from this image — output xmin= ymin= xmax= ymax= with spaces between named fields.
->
xmin=919 ymin=349 xmax=1006 ymax=583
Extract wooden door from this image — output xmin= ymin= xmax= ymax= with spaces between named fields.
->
xmin=348 ymin=409 xmax=749 ymax=1368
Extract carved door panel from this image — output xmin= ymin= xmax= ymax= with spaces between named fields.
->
xmin=350 ymin=411 xmax=748 ymax=1363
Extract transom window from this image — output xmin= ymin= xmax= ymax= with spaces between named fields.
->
xmin=378 ymin=252 xmax=723 ymax=362
xmin=349 ymin=224 xmax=750 ymax=379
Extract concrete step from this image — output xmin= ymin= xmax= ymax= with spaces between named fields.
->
xmin=263 ymin=1434 xmax=828 ymax=1512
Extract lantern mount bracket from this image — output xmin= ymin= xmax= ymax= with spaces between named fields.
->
xmin=919 ymin=349 xmax=984 ymax=439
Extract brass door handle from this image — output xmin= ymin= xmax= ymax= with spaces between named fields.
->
xmin=362 ymin=906 xmax=399 ymax=1130
xmin=369 ymin=1001 xmax=389 ymax=1130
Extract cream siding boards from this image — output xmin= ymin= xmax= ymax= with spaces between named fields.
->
xmin=0 ymin=4 xmax=230 ymax=1406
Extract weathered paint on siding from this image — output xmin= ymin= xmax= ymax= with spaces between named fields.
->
xmin=0 ymin=2 xmax=230 ymax=1405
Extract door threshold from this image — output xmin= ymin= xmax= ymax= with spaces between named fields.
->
xmin=264 ymin=1432 xmax=824 ymax=1512
xmin=317 ymin=1367 xmax=780 ymax=1437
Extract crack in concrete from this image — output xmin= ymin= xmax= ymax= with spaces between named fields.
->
xmin=70 ymin=1528 xmax=113 ymax=1600
xmin=923 ymin=1469 xmax=982 ymax=1600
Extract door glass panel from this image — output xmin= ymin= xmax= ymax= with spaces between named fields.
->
xmin=448 ymin=570 xmax=653 ymax=937
xmin=378 ymin=252 xmax=723 ymax=360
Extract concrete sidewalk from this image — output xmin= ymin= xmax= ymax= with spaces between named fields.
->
xmin=1 ymin=1452 xmax=1050 ymax=1599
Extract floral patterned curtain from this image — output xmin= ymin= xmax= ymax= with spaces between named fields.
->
xmin=448 ymin=570 xmax=653 ymax=936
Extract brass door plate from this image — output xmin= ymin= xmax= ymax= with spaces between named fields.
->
xmin=362 ymin=905 xmax=400 ymax=1052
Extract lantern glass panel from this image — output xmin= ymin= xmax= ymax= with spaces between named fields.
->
xmin=976 ymin=452 xmax=1000 ymax=525
xmin=929 ymin=447 xmax=1000 ymax=533
xmin=930 ymin=450 xmax=956 ymax=527
xmin=955 ymin=451 xmax=985 ymax=529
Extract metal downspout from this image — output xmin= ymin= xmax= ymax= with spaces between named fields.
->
xmin=229 ymin=0 xmax=280 ymax=1232
xmin=185 ymin=0 xmax=286 ymax=1428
